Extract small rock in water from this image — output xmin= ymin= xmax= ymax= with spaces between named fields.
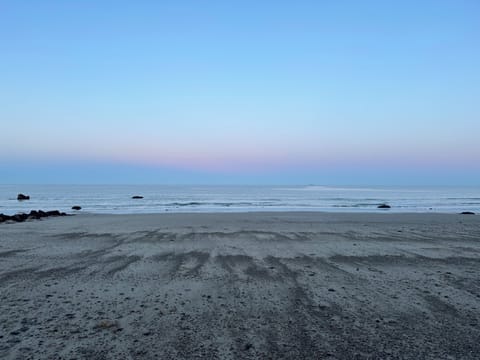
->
xmin=71 ymin=206 xmax=82 ymax=210
xmin=132 ymin=195 xmax=144 ymax=199
xmin=377 ymin=204 xmax=391 ymax=209
xmin=460 ymin=211 xmax=475 ymax=215
xmin=17 ymin=193 xmax=30 ymax=200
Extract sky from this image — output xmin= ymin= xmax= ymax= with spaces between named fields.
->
xmin=1 ymin=0 xmax=479 ymax=185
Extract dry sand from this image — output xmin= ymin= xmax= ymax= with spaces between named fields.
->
xmin=1 ymin=212 xmax=480 ymax=359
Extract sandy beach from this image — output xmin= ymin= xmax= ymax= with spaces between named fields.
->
xmin=1 ymin=212 xmax=479 ymax=359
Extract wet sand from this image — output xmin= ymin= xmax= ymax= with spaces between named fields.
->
xmin=1 ymin=212 xmax=480 ymax=359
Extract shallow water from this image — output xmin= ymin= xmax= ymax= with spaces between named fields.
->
xmin=0 ymin=184 xmax=479 ymax=214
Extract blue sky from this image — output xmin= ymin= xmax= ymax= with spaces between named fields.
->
xmin=1 ymin=0 xmax=479 ymax=184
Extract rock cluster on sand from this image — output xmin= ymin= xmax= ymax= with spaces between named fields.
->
xmin=0 ymin=210 xmax=67 ymax=223
xmin=17 ymin=193 xmax=30 ymax=200
xmin=131 ymin=196 xmax=144 ymax=199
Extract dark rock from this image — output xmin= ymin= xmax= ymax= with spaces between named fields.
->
xmin=17 ymin=193 xmax=30 ymax=200
xmin=132 ymin=196 xmax=144 ymax=199
xmin=46 ymin=210 xmax=62 ymax=216
xmin=71 ymin=206 xmax=82 ymax=211
xmin=460 ymin=211 xmax=475 ymax=215
xmin=0 ymin=214 xmax=12 ymax=222
xmin=377 ymin=204 xmax=391 ymax=209
xmin=12 ymin=213 xmax=28 ymax=222
xmin=38 ymin=210 xmax=47 ymax=218
xmin=29 ymin=210 xmax=41 ymax=219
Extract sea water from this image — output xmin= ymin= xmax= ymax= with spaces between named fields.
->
xmin=0 ymin=185 xmax=479 ymax=215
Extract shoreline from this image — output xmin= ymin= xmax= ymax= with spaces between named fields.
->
xmin=1 ymin=212 xmax=480 ymax=359
xmin=1 ymin=208 xmax=478 ymax=218
xmin=58 ymin=209 xmax=479 ymax=215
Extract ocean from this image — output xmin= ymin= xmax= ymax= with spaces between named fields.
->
xmin=0 ymin=185 xmax=479 ymax=215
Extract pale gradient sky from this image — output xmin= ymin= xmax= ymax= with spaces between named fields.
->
xmin=1 ymin=1 xmax=479 ymax=184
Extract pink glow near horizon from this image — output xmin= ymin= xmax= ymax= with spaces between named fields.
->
xmin=7 ymin=143 xmax=479 ymax=173
xmin=6 ymin=122 xmax=478 ymax=171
